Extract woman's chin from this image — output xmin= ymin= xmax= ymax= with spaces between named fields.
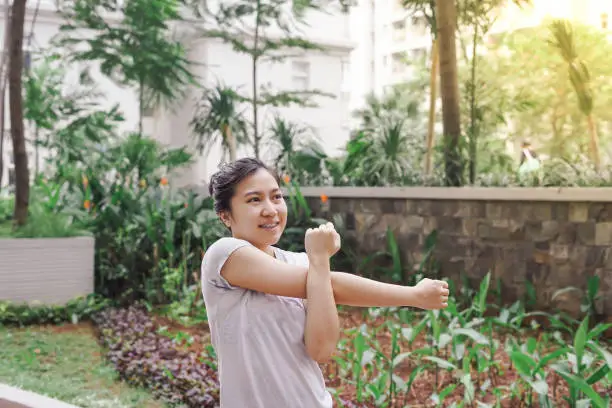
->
xmin=258 ymin=229 xmax=283 ymax=246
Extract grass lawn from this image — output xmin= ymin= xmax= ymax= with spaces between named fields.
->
xmin=0 ymin=322 xmax=164 ymax=408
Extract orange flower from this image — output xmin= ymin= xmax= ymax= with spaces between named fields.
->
xmin=84 ymin=200 xmax=91 ymax=210
xmin=282 ymin=175 xmax=291 ymax=184
xmin=160 ymin=177 xmax=168 ymax=186
xmin=320 ymin=194 xmax=328 ymax=203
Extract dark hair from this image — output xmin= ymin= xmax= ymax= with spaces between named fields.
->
xmin=208 ymin=158 xmax=279 ymax=213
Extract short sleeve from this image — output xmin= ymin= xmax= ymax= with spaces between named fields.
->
xmin=296 ymin=252 xmax=309 ymax=268
xmin=201 ymin=237 xmax=253 ymax=290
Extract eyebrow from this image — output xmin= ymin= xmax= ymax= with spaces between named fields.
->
xmin=243 ymin=188 xmax=281 ymax=197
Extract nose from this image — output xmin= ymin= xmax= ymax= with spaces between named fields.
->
xmin=261 ymin=199 xmax=277 ymax=216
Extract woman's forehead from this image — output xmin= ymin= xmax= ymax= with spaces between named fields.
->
xmin=235 ymin=169 xmax=279 ymax=193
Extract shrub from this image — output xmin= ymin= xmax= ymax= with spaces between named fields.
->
xmin=0 ymin=294 xmax=111 ymax=326
xmin=92 ymin=305 xmax=219 ymax=407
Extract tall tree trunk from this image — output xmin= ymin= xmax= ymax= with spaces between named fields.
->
xmin=9 ymin=0 xmax=29 ymax=226
xmin=424 ymin=37 xmax=438 ymax=175
xmin=0 ymin=0 xmax=11 ymax=188
xmin=436 ymin=0 xmax=463 ymax=186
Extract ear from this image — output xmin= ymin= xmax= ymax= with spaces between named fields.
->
xmin=219 ymin=211 xmax=231 ymax=228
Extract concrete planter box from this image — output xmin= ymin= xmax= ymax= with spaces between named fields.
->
xmin=0 ymin=236 xmax=95 ymax=305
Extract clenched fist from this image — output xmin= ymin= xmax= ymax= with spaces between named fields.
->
xmin=305 ymin=222 xmax=341 ymax=259
xmin=414 ymin=278 xmax=450 ymax=310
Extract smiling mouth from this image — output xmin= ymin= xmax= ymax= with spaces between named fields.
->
xmin=259 ymin=222 xmax=280 ymax=230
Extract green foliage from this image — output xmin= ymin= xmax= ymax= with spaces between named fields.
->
xmin=548 ymin=19 xmax=594 ymax=115
xmin=478 ymin=20 xmax=612 ymax=161
xmin=0 ymin=294 xmax=111 ymax=326
xmin=19 ymin=52 xmax=221 ymax=303
xmin=191 ymin=83 xmax=249 ymax=161
xmin=0 ymin=178 xmax=91 ymax=238
xmin=264 ymin=115 xmax=329 ymax=185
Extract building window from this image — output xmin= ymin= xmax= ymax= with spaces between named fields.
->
xmin=292 ymin=60 xmax=310 ymax=90
xmin=392 ymin=20 xmax=406 ymax=41
xmin=391 ymin=52 xmax=407 ymax=74
xmin=410 ymin=47 xmax=427 ymax=61
xmin=142 ymin=105 xmax=155 ymax=117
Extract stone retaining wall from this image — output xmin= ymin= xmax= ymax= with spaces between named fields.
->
xmin=299 ymin=187 xmax=612 ymax=317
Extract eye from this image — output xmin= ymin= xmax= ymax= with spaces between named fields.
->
xmin=273 ymin=193 xmax=284 ymax=200
xmin=247 ymin=197 xmax=260 ymax=203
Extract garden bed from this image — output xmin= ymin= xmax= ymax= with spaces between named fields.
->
xmin=92 ymin=304 xmax=612 ymax=408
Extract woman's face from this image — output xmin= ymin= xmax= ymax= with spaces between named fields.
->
xmin=221 ymin=168 xmax=287 ymax=254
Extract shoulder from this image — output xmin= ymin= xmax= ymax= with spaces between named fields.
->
xmin=204 ymin=237 xmax=253 ymax=259
xmin=201 ymin=237 xmax=254 ymax=287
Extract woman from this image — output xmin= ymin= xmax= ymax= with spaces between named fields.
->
xmin=201 ymin=158 xmax=449 ymax=408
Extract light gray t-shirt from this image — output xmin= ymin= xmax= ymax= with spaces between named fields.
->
xmin=201 ymin=237 xmax=333 ymax=408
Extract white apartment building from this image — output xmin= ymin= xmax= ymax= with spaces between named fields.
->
xmin=0 ymin=0 xmax=355 ymax=190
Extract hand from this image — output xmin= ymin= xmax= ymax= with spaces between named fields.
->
xmin=305 ymin=222 xmax=341 ymax=260
xmin=414 ymin=278 xmax=450 ymax=310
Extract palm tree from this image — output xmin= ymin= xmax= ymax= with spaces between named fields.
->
xmin=191 ymin=84 xmax=248 ymax=162
xmin=265 ymin=115 xmax=328 ymax=185
xmin=548 ymin=19 xmax=600 ymax=169
xmin=360 ymin=118 xmax=423 ymax=186
xmin=352 ymin=85 xmax=421 ymax=132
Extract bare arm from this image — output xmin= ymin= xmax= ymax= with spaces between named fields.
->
xmin=304 ymin=255 xmax=339 ymax=363
xmin=220 ymin=247 xmax=448 ymax=310
xmin=331 ymin=271 xmax=420 ymax=307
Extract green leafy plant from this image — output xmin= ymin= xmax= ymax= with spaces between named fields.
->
xmin=0 ymin=294 xmax=111 ymax=326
